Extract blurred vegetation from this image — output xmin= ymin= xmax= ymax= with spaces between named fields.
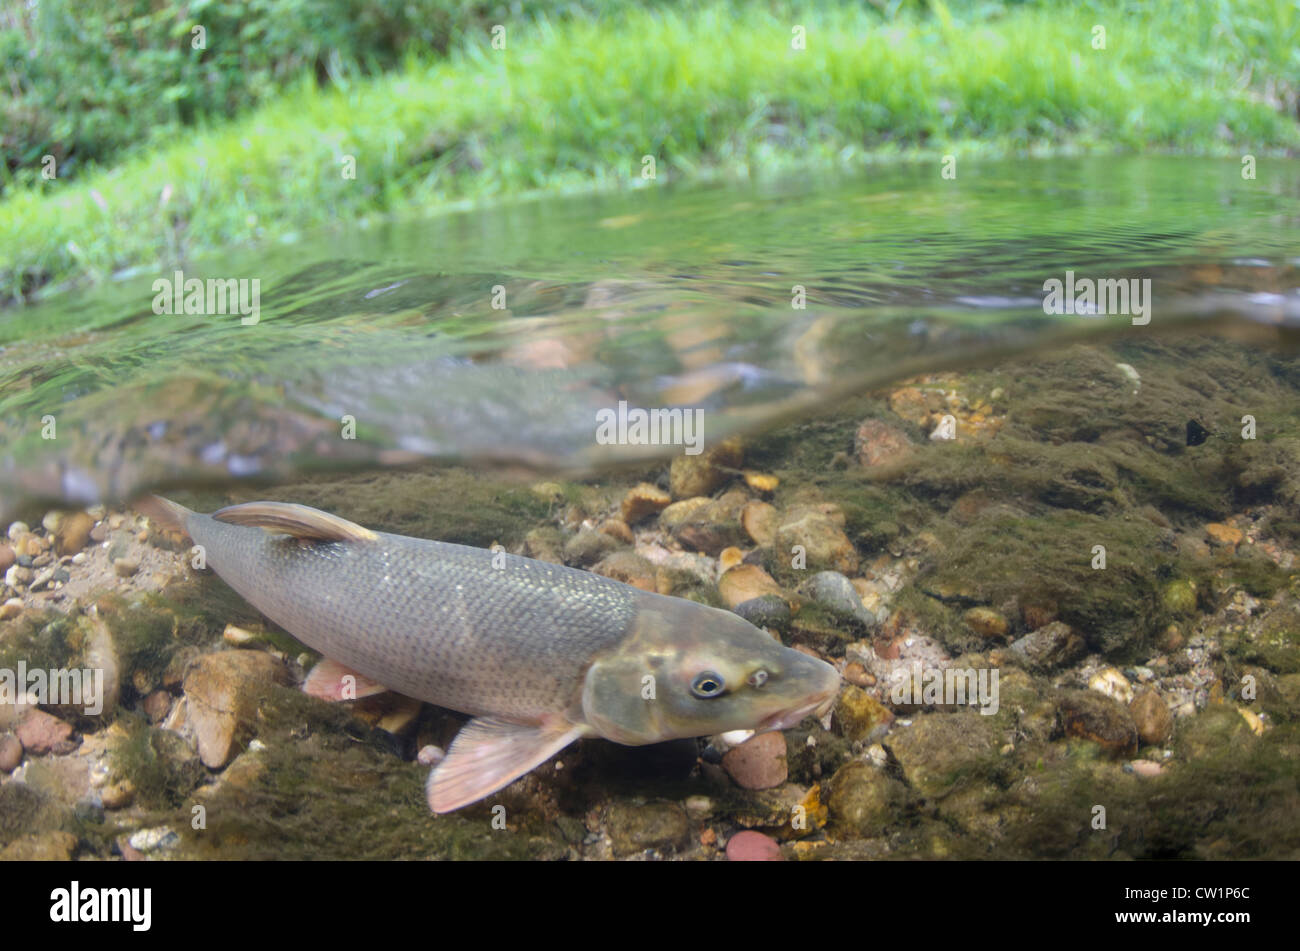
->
xmin=0 ymin=0 xmax=1297 ymax=304
xmin=0 ymin=0 xmax=659 ymax=189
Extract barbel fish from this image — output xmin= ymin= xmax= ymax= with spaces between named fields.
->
xmin=140 ymin=496 xmax=841 ymax=812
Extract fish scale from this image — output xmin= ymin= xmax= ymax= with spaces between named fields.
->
xmin=183 ymin=511 xmax=638 ymax=719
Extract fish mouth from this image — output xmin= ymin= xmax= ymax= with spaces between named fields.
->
xmin=757 ymin=686 xmax=839 ymax=733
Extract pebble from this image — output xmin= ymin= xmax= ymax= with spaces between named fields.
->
xmin=834 ymin=685 xmax=894 ymax=742
xmin=620 ymin=483 xmax=672 ymax=524
xmin=1058 ymin=689 xmax=1138 ymax=758
xmin=4 ymin=564 xmax=32 ymax=589
xmin=42 ymin=511 xmax=64 ymax=533
xmin=855 ymin=419 xmax=914 ymax=468
xmin=143 ymin=690 xmax=173 ymax=724
xmin=101 ymin=778 xmax=136 ymax=810
xmin=1129 ymin=689 xmax=1174 ymax=745
xmin=732 ymin=594 xmax=792 ymax=631
xmin=0 ymin=733 xmax=22 ymax=772
xmin=725 ymin=830 xmax=784 ymax=861
xmin=128 ymin=826 xmax=179 ymax=852
xmin=28 ymin=567 xmax=55 ymax=591
xmin=0 ymin=598 xmax=22 ymax=620
xmin=718 ymin=564 xmax=784 ymax=609
xmin=964 ymin=606 xmax=1009 ymax=639
xmin=742 ymin=471 xmax=779 ymax=493
xmin=54 ymin=511 xmax=96 ymax=555
xmin=6 ymin=522 xmax=29 ymax=542
xmin=15 ymin=709 xmax=76 ymax=754
xmin=1126 ymin=759 xmax=1165 ymax=778
xmin=417 ymin=745 xmax=445 ymax=767
xmin=669 ymin=436 xmax=742 ymax=499
xmin=740 ymin=500 xmax=778 ymax=547
xmin=721 ymin=731 xmax=788 ymax=789
xmin=1089 ymin=667 xmax=1135 ymax=705
xmin=113 ymin=558 xmax=140 ymax=578
xmin=0 ymin=544 xmax=13 ymax=573
xmin=684 ymin=795 xmax=714 ymax=820
xmin=843 ymin=661 xmax=875 ymax=687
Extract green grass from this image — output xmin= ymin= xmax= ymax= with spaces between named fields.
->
xmin=2 ymin=0 xmax=1297 ymax=306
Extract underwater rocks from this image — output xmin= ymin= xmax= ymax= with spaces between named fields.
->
xmin=620 ymin=483 xmax=671 ymax=525
xmin=718 ymin=564 xmax=784 ymax=609
xmin=669 ymin=436 xmax=742 ymax=499
xmin=725 ymin=829 xmax=783 ymax=861
xmin=181 ymin=650 xmax=290 ymax=768
xmin=1057 ymin=689 xmax=1138 ymax=758
xmin=0 ymin=732 xmax=22 ymax=771
xmin=721 ymin=731 xmax=788 ymax=790
xmin=14 ymin=709 xmax=77 ymax=755
xmin=855 ymin=419 xmax=914 ymax=469
xmin=740 ymin=500 xmax=778 ymax=546
xmin=826 ymin=759 xmax=904 ymax=837
xmin=885 ymin=711 xmax=1000 ymax=798
xmin=833 ymin=686 xmax=894 ymax=742
xmin=774 ymin=506 xmax=858 ymax=576
xmin=1129 ymin=688 xmax=1174 ymax=745
xmin=604 ymin=800 xmax=691 ymax=857
xmin=1005 ymin=621 xmax=1087 ymax=672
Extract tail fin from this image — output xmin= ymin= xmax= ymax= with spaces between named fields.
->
xmin=134 ymin=494 xmax=194 ymax=539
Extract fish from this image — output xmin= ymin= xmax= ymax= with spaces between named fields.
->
xmin=139 ymin=496 xmax=842 ymax=812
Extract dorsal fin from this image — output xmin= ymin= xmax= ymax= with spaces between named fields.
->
xmin=212 ymin=501 xmax=379 ymax=543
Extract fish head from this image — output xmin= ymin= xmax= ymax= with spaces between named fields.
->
xmin=581 ymin=598 xmax=841 ymax=745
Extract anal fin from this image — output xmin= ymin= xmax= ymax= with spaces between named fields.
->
xmin=426 ymin=716 xmax=588 ymax=814
xmin=303 ymin=657 xmax=390 ymax=701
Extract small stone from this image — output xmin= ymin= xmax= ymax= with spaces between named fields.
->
xmin=718 ymin=546 xmax=745 ymax=573
xmin=725 ymin=830 xmax=784 ymax=861
xmin=113 ymin=558 xmax=139 ymax=578
xmin=774 ymin=507 xmax=858 ymax=576
xmin=886 ymin=712 xmax=999 ymax=797
xmin=1156 ymin=624 xmax=1185 ymax=653
xmin=562 ymin=528 xmax=621 ymax=566
xmin=28 ymin=567 xmax=55 ymax=591
xmin=1205 ymin=522 xmax=1243 ymax=548
xmin=1008 ymin=621 xmax=1086 ymax=672
xmin=417 ymin=745 xmax=445 ymax=767
xmin=4 ymin=564 xmax=32 ymax=589
xmin=1127 ymin=759 xmax=1164 ymax=777
xmin=1129 ymin=689 xmax=1173 ymax=745
xmin=6 ymin=522 xmax=29 ymax=542
xmin=669 ymin=437 xmax=743 ymax=499
xmin=1058 ymin=689 xmax=1138 ymax=758
xmin=721 ymin=731 xmax=788 ymax=789
xmin=718 ymin=564 xmax=784 ymax=609
xmin=732 ymin=595 xmax=792 ymax=631
xmin=740 ymin=500 xmax=778 ymax=547
xmin=827 ymin=760 xmax=905 ymax=837
xmin=598 ymin=518 xmax=635 ymax=545
xmin=843 ymin=662 xmax=875 ymax=687
xmin=684 ymin=795 xmax=714 ymax=821
xmin=620 ymin=483 xmax=671 ymax=524
xmin=0 ymin=733 xmax=21 ymax=772
xmin=0 ymin=598 xmax=22 ymax=620
xmin=605 ymin=801 xmax=690 ymax=856
xmin=142 ymin=690 xmax=173 ymax=724
xmin=964 ymin=607 xmax=1009 ymax=639
xmin=101 ymin=778 xmax=136 ymax=810
xmin=71 ymin=552 xmax=87 ymax=565
xmin=855 ymin=419 xmax=914 ymax=468
xmin=592 ymin=550 xmax=657 ymax=591
xmin=54 ymin=511 xmax=95 ymax=555
xmin=834 ymin=685 xmax=894 ymax=742
xmin=1089 ymin=667 xmax=1135 ymax=705
xmin=222 ymin=624 xmax=259 ymax=645
xmin=15 ymin=709 xmax=76 ymax=754
xmin=0 ymin=831 xmax=78 ymax=861
xmin=742 ymin=471 xmax=779 ymax=493
xmin=128 ymin=826 xmax=179 ymax=853
xmin=0 ymin=545 xmax=13 ymax=573
xmin=183 ymin=650 xmax=290 ymax=768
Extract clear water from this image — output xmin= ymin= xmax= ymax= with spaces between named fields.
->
xmin=1 ymin=156 xmax=1297 ymax=517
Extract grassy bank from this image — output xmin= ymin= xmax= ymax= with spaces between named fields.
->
xmin=2 ymin=0 xmax=1297 ymax=305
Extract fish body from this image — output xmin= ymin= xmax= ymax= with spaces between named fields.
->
xmin=144 ymin=497 xmax=841 ymax=811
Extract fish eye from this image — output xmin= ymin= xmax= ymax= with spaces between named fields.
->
xmin=690 ymin=671 xmax=726 ymax=698
xmin=748 ymin=669 xmax=769 ymax=688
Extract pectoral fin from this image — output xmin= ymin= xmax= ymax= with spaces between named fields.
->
xmin=302 ymin=657 xmax=390 ymax=701
xmin=212 ymin=501 xmax=379 ymax=543
xmin=426 ymin=716 xmax=588 ymax=814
